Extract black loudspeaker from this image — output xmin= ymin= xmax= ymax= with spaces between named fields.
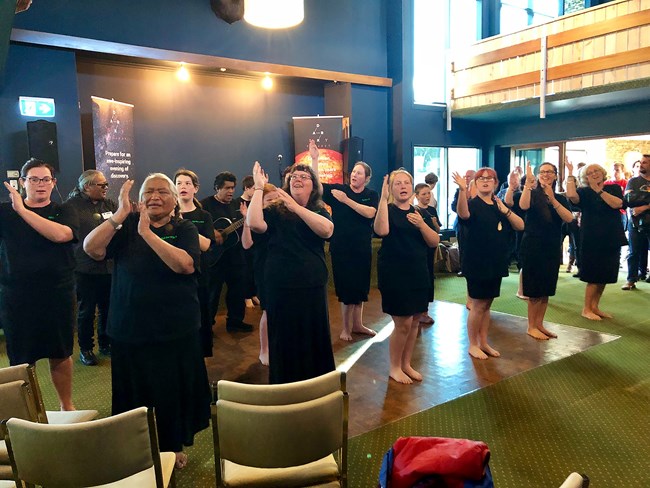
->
xmin=27 ymin=120 xmax=59 ymax=171
xmin=342 ymin=136 xmax=364 ymax=172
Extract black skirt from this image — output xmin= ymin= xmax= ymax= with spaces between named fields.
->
xmin=111 ymin=331 xmax=211 ymax=452
xmin=466 ymin=277 xmax=502 ymax=300
xmin=379 ymin=286 xmax=429 ymax=317
xmin=579 ymin=247 xmax=621 ymax=284
xmin=266 ymin=285 xmax=335 ymax=384
xmin=331 ymin=246 xmax=372 ymax=304
xmin=0 ymin=283 xmax=74 ymax=365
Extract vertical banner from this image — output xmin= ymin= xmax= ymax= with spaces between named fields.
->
xmin=91 ymin=96 xmax=134 ymax=201
xmin=293 ymin=115 xmax=344 ymax=184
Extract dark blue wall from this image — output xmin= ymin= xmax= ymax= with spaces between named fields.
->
xmin=0 ymin=44 xmax=83 ymax=197
xmin=13 ymin=0 xmax=388 ymax=77
xmin=76 ymin=59 xmax=323 ymax=198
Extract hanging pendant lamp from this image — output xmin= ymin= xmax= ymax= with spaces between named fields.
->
xmin=244 ymin=0 xmax=304 ymax=29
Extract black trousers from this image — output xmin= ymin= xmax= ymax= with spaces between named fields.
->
xmin=208 ymin=250 xmax=246 ymax=328
xmin=75 ymin=272 xmax=111 ymax=351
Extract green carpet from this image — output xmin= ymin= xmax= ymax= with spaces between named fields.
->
xmin=348 ymin=270 xmax=650 ymax=487
xmin=2 ymin=268 xmax=648 ymax=487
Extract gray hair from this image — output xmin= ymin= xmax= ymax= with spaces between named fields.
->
xmin=139 ymin=173 xmax=179 ymax=204
xmin=579 ymin=163 xmax=607 ymax=187
xmin=68 ymin=169 xmax=104 ymax=198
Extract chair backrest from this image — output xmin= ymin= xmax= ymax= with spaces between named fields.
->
xmin=216 ymin=390 xmax=347 ymax=468
xmin=216 ymin=369 xmax=346 ymax=405
xmin=0 ymin=381 xmax=37 ymax=423
xmin=5 ymin=407 xmax=166 ymax=488
xmin=0 ymin=364 xmax=48 ymax=424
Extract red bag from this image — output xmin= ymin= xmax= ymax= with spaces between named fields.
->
xmin=390 ymin=437 xmax=491 ymax=488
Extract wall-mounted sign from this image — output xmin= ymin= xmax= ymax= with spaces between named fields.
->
xmin=19 ymin=96 xmax=55 ymax=117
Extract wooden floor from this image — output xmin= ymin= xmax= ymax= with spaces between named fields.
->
xmin=206 ymin=287 xmax=618 ymax=438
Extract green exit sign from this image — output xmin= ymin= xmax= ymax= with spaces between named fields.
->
xmin=19 ymin=96 xmax=56 ymax=117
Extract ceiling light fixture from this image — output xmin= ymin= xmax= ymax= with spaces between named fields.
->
xmin=262 ymin=74 xmax=273 ymax=90
xmin=244 ymin=0 xmax=304 ymax=29
xmin=176 ymin=63 xmax=190 ymax=82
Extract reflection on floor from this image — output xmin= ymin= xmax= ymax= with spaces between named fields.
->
xmin=205 ymin=288 xmax=618 ymax=438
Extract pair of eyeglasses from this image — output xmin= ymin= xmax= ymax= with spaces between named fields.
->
xmin=538 ymin=170 xmax=556 ymax=175
xmin=476 ymin=176 xmax=495 ymax=181
xmin=92 ymin=183 xmax=109 ymax=189
xmin=22 ymin=176 xmax=54 ymax=184
xmin=290 ymin=174 xmax=311 ymax=181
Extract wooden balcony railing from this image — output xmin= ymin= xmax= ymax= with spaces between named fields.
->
xmin=450 ymin=0 xmax=650 ymax=114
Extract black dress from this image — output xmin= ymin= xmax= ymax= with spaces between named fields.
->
xmin=576 ymin=185 xmax=627 ymax=284
xmin=459 ymin=198 xmax=513 ymax=299
xmin=181 ymin=207 xmax=216 ymax=357
xmin=263 ymin=205 xmax=335 ymax=384
xmin=417 ymin=205 xmax=441 ymax=302
xmin=520 ymin=187 xmax=571 ymax=298
xmin=107 ymin=214 xmax=210 ymax=453
xmin=377 ymin=204 xmax=433 ymax=316
xmin=322 ymin=184 xmax=379 ymax=304
xmin=0 ymin=201 xmax=78 ymax=365
xmin=250 ymin=231 xmax=270 ymax=309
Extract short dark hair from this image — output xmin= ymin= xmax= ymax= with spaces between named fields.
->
xmin=241 ymin=175 xmax=254 ymax=190
xmin=414 ymin=183 xmax=429 ymax=194
xmin=213 ymin=171 xmax=236 ymax=190
xmin=20 ymin=158 xmax=55 ymax=178
xmin=424 ymin=172 xmax=438 ymax=185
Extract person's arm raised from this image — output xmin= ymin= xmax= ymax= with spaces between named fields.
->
xmin=84 ymin=179 xmax=133 ymax=260
xmin=373 ymin=175 xmax=390 ymax=237
xmin=246 ymin=161 xmax=268 ymax=234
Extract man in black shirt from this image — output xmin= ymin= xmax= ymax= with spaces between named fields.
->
xmin=200 ymin=172 xmax=252 ymax=333
xmin=66 ymin=170 xmax=117 ymax=365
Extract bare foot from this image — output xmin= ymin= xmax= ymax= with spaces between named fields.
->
xmin=538 ymin=325 xmax=557 ymax=338
xmin=339 ymin=331 xmax=353 ymax=341
xmin=581 ymin=311 xmax=602 ymax=321
xmin=402 ymin=365 xmax=423 ymax=381
xmin=259 ymin=352 xmax=269 ymax=366
xmin=480 ymin=344 xmax=500 ymax=357
xmin=352 ymin=324 xmax=377 ymax=336
xmin=468 ymin=345 xmax=488 ymax=360
xmin=175 ymin=452 xmax=188 ymax=469
xmin=389 ymin=368 xmax=413 ymax=384
xmin=527 ymin=329 xmax=549 ymax=340
xmin=595 ymin=309 xmax=613 ymax=319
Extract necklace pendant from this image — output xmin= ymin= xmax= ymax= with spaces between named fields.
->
xmin=497 ymin=221 xmax=503 ymax=232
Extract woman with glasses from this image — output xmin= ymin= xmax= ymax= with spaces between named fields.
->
xmin=66 ymin=170 xmax=117 ymax=366
xmin=565 ymin=162 xmax=626 ymax=320
xmin=309 ymin=140 xmax=379 ymax=341
xmin=519 ymin=163 xmax=574 ymax=340
xmin=374 ymin=169 xmax=439 ymax=383
xmin=0 ymin=158 xmax=79 ymax=411
xmin=247 ymin=161 xmax=335 ymax=384
xmin=84 ymin=174 xmax=210 ymax=469
xmin=454 ymin=168 xmax=524 ymax=359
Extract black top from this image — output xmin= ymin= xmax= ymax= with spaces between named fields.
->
xmin=416 ymin=205 xmax=441 ymax=229
xmin=200 ymin=196 xmax=243 ymax=264
xmin=262 ymin=205 xmax=332 ymax=288
xmin=625 ymin=176 xmax=650 ymax=225
xmin=0 ymin=201 xmax=78 ymax=287
xmin=459 ymin=197 xmax=513 ymax=279
xmin=66 ymin=193 xmax=118 ymax=274
xmin=520 ymin=187 xmax=570 ymax=257
xmin=322 ymin=183 xmax=378 ymax=252
xmin=377 ymin=204 xmax=433 ymax=290
xmin=106 ymin=214 xmax=201 ymax=344
xmin=181 ymin=207 xmax=215 ymax=283
xmin=576 ymin=185 xmax=627 ymax=249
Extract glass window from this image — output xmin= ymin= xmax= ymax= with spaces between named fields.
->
xmin=413 ymin=146 xmax=481 ymax=229
xmin=500 ymin=4 xmax=530 ymax=35
xmin=413 ymin=0 xmax=480 ymax=105
xmin=500 ymin=1 xmax=561 ymax=35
